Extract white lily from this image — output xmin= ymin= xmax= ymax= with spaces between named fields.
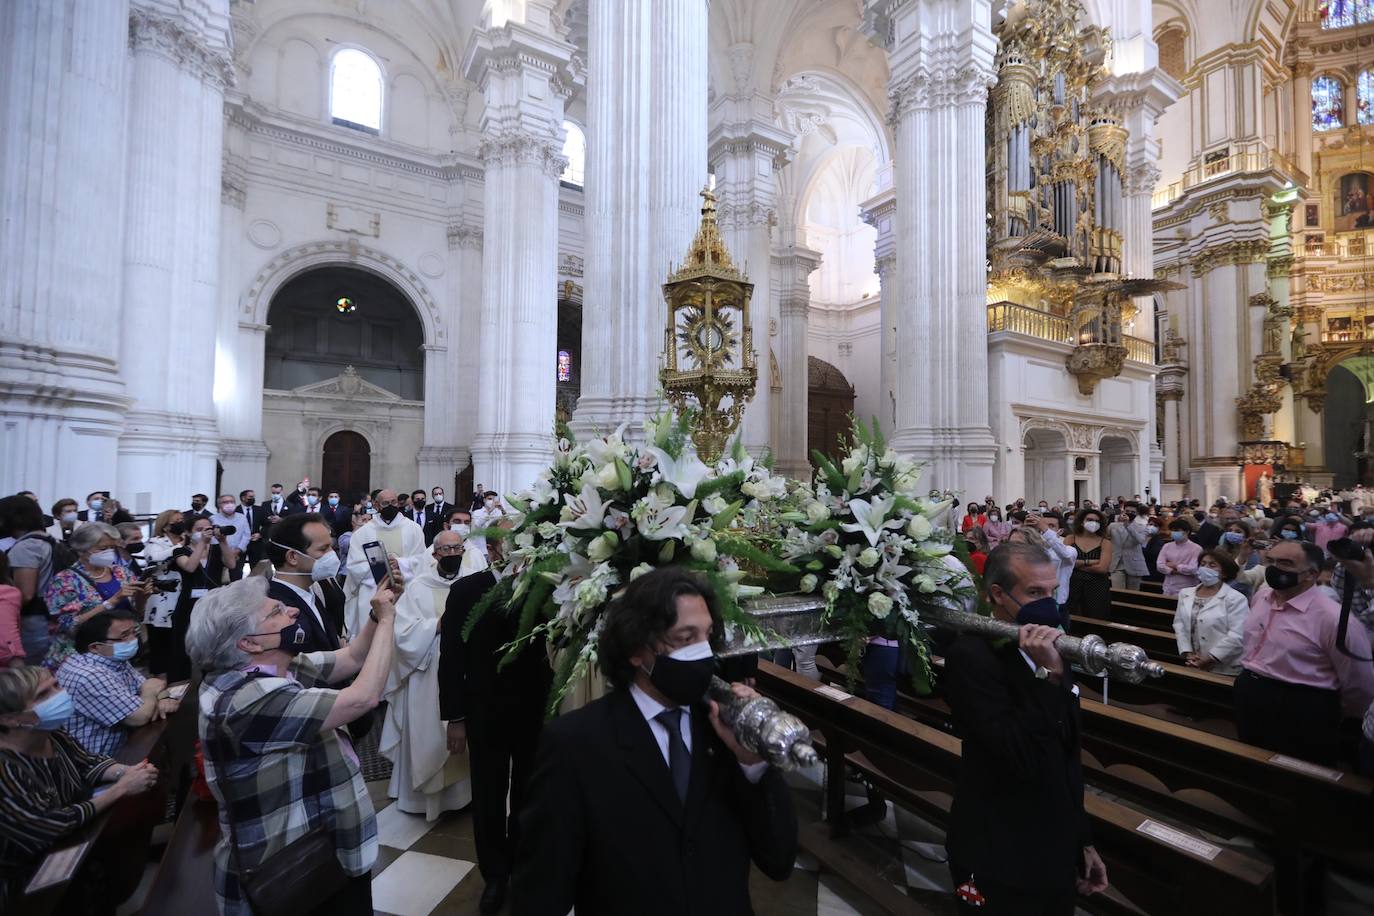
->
xmin=636 ymin=499 xmax=692 ymax=541
xmin=841 ymin=494 xmax=904 ymax=547
xmin=647 ymin=446 xmax=712 ymax=500
xmin=559 ymin=484 xmax=609 ymax=532
xmin=583 ymin=422 xmax=631 ymax=467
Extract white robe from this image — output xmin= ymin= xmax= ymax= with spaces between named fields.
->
xmin=343 ymin=514 xmax=428 ymax=637
xmin=379 ymin=563 xmax=472 ymax=819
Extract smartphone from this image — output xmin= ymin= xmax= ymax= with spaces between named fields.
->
xmin=361 ymin=541 xmax=390 ymax=585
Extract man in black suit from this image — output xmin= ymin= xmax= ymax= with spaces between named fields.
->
xmin=263 ymin=513 xmax=342 ymax=653
xmin=428 ymin=486 xmax=450 ymax=531
xmin=406 ymin=489 xmax=432 ymax=540
xmin=264 ymin=483 xmax=293 ymax=530
xmin=239 ymin=488 xmax=266 ymax=565
xmin=77 ymin=491 xmax=134 ymax=525
xmin=511 ymin=567 xmax=797 ymax=916
xmin=942 ymin=541 xmax=1108 ymax=913
xmin=1192 ymin=508 xmax=1222 ymax=550
xmin=428 ymin=506 xmax=468 ymax=547
xmin=187 ymin=493 xmax=211 ymax=520
xmin=320 ymin=489 xmax=351 ymax=537
xmin=439 ymin=544 xmax=552 ymax=914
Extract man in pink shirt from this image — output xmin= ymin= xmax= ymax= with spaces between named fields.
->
xmin=1311 ymin=509 xmax=1350 ymax=555
xmin=1235 ymin=540 xmax=1374 ymax=766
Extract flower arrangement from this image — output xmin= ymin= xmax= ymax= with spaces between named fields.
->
xmin=464 ymin=409 xmax=801 ymax=712
xmin=468 ymin=412 xmax=972 ymax=710
xmin=780 ymin=419 xmax=974 ymax=693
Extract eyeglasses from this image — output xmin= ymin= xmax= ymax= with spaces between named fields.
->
xmin=434 ymin=544 xmax=464 ymax=555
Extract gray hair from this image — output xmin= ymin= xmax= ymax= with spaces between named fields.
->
xmin=116 ymin=522 xmax=143 ymax=540
xmin=983 ymin=541 xmax=1055 ymax=596
xmin=70 ymin=522 xmax=121 ymax=553
xmin=0 ymin=666 xmax=45 ymax=719
xmin=185 ymin=576 xmax=270 ymax=673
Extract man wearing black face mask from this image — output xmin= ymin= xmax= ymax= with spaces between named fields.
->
xmin=1234 ymin=540 xmax=1374 ymax=765
xmin=439 ymin=540 xmax=552 ymax=913
xmin=942 ymin=542 xmax=1107 ymax=913
xmin=511 ymin=567 xmax=797 ymax=916
xmin=342 ymin=488 xmax=427 ymax=637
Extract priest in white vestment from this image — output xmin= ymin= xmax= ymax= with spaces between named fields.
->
xmin=380 ymin=529 xmax=472 ymax=818
xmin=344 ymin=489 xmax=428 ymax=637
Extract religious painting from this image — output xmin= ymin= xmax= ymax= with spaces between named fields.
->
xmin=1334 ymin=172 xmax=1374 ymax=232
xmin=1306 ymin=203 xmax=1320 ymax=227
xmin=1312 ymin=75 xmax=1345 ymax=131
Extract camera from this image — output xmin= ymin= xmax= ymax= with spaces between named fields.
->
xmin=1328 ymin=538 xmax=1368 ymax=562
xmin=215 ymin=524 xmax=237 ymax=536
xmin=140 ymin=562 xmax=180 ymax=593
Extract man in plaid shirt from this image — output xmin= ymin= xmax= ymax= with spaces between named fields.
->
xmin=189 ymin=573 xmax=400 ymax=916
xmin=56 ymin=610 xmax=176 ymax=756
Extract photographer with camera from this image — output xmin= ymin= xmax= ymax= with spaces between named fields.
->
xmin=210 ymin=495 xmax=248 ymax=582
xmin=166 ymin=515 xmax=223 ymax=681
xmin=139 ymin=511 xmax=187 ymax=677
xmin=1324 ymin=525 xmax=1374 ymax=774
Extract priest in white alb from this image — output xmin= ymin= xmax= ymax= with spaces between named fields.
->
xmin=379 ymin=528 xmax=472 ymax=818
xmin=344 ymin=489 xmax=429 ymax=637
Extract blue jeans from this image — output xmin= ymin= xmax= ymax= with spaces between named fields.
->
xmin=862 ymin=643 xmax=908 ymax=711
xmin=20 ymin=615 xmax=50 ymax=666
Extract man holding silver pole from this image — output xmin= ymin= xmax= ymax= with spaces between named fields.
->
xmin=942 ymin=541 xmax=1108 ymax=913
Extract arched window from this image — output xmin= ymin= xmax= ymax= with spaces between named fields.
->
xmin=1360 ymin=71 xmax=1374 ymax=124
xmin=330 ymin=48 xmax=383 ymax=132
xmin=1321 ymin=0 xmax=1374 ymax=29
xmin=1313 ymin=75 xmax=1346 ymax=131
xmin=1155 ymin=26 xmax=1187 ymax=83
xmin=560 ymin=120 xmax=586 ymax=187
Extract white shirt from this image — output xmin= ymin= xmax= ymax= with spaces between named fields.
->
xmin=628 ymin=682 xmax=767 ymax=783
xmin=210 ymin=510 xmax=249 ymax=552
xmin=1041 ymin=529 xmax=1078 ymax=604
xmin=276 ymin=575 xmax=328 ymax=635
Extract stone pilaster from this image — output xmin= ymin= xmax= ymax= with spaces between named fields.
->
xmin=865 ymin=0 xmax=997 ymax=494
xmin=118 ymin=0 xmax=234 ymax=510
xmin=464 ymin=3 xmax=576 ymax=493
xmin=860 ymin=188 xmax=898 ymax=431
xmin=0 ymin=0 xmax=133 ymax=500
xmin=773 ymin=246 xmax=822 ymax=480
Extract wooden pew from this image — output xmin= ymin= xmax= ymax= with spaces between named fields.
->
xmin=755 ymin=660 xmax=1277 ymax=916
xmin=1071 ymin=616 xmax=1184 ymax=664
xmin=139 ymin=796 xmax=220 ymax=916
xmin=1112 ymin=587 xmax=1178 ymax=612
xmin=1075 ymin=663 xmax=1237 ymax=737
xmin=1108 ymin=599 xmax=1176 ymax=631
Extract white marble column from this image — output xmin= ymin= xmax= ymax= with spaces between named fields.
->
xmin=868 ymin=0 xmax=997 ymax=494
xmin=0 ymin=0 xmax=132 ymax=500
xmin=464 ymin=5 xmax=575 ymax=493
xmin=773 ymin=246 xmax=822 ymax=480
xmin=118 ymin=1 xmax=233 ymax=512
xmin=709 ymin=60 xmax=791 ymax=458
xmin=572 ymin=0 xmax=707 ymax=439
xmin=860 ymin=188 xmax=898 ymax=431
xmin=1292 ymin=63 xmax=1314 ymax=179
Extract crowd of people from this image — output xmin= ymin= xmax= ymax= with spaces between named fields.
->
xmin=0 ymin=477 xmax=1371 ymax=914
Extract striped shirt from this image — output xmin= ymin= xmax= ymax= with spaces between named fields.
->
xmin=0 ymin=730 xmax=116 ymax=906
xmin=199 ymin=653 xmax=376 ymax=916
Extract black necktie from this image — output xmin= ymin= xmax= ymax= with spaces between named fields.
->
xmin=655 ymin=708 xmax=690 ymax=803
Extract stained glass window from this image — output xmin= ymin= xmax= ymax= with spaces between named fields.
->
xmin=1313 ymin=75 xmax=1345 ymax=131
xmin=557 ymin=350 xmax=572 ymax=382
xmin=1321 ymin=0 xmax=1374 ymax=29
xmin=1360 ymin=71 xmax=1374 ymax=124
xmin=330 ymin=49 xmax=383 ymax=131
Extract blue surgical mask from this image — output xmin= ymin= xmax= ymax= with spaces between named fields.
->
xmin=1280 ymin=529 xmax=1300 ymax=540
xmin=1196 ymin=567 xmax=1222 ymax=587
xmin=30 ymin=691 xmax=74 ymax=731
xmin=109 ymin=639 xmax=139 ymax=661
xmin=1223 ymin=531 xmax=1245 ymax=545
xmin=328 ymin=497 xmax=339 ymax=506
xmin=1170 ymin=530 xmax=1187 ymax=542
xmin=1325 ymin=513 xmax=1339 ymax=523
xmin=89 ymin=499 xmax=104 ymax=511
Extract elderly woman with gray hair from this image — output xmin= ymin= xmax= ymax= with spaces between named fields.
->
xmin=189 ymin=573 xmax=398 ymax=916
xmin=41 ymin=523 xmax=150 ymax=672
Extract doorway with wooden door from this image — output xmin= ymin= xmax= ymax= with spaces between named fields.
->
xmin=322 ymin=430 xmax=371 ymax=502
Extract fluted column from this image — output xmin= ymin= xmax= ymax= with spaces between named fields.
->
xmin=774 ymin=246 xmax=822 ymax=480
xmin=1292 ymin=62 xmax=1314 ymax=179
xmin=868 ymin=0 xmax=997 ymax=494
xmin=464 ymin=5 xmax=575 ymax=493
xmin=571 ymin=0 xmax=707 ymax=439
xmin=861 ymin=187 xmax=898 ymax=431
xmin=0 ymin=0 xmax=131 ymax=499
xmin=118 ymin=1 xmax=233 ymax=511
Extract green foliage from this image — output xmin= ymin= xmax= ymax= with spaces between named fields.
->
xmin=461 ymin=575 xmax=515 ymax=641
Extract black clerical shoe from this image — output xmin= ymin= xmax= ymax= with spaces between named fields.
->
xmin=479 ymin=878 xmax=508 ymax=914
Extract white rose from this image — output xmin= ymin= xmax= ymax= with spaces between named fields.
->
xmin=690 ymin=537 xmax=718 ymax=562
xmin=702 ymin=494 xmax=728 ymax=516
xmin=868 ymin=592 xmax=893 ymax=618
xmin=858 ymin=547 xmax=880 ymax=568
xmin=514 ymin=531 xmax=534 ymax=548
xmin=586 ymin=531 xmax=618 ymax=562
xmin=537 ymin=522 xmax=560 ymax=540
xmin=907 ymin=515 xmax=933 ymax=540
xmin=913 ymin=574 xmax=937 ymax=594
xmin=821 ymin=581 xmax=840 ymax=601
xmin=799 ymin=573 xmax=818 ymax=593
xmin=595 ymin=461 xmax=621 ymax=490
xmin=740 ymin=480 xmax=764 ymax=499
xmin=805 ymin=501 xmax=831 ymax=524
xmin=629 ymin=562 xmax=654 ymax=581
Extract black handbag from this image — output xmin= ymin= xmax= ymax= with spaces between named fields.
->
xmin=213 ymin=680 xmax=349 ymax=914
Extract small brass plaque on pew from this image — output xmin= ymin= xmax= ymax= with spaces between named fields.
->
xmin=24 ymin=839 xmax=93 ymax=893
xmin=1268 ymin=754 xmax=1344 ymax=782
xmin=1135 ymin=819 xmax=1222 ymax=861
xmin=814 ymin=685 xmax=853 ymax=703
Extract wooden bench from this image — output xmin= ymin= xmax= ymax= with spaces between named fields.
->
xmin=756 ymin=660 xmax=1277 ymax=916
xmin=1075 ymin=663 xmax=1237 ymax=738
xmin=139 ymin=796 xmax=220 ymax=916
xmin=1108 ymin=599 xmax=1176 ymax=631
xmin=1112 ymin=587 xmax=1178 ymax=612
xmin=1071 ymin=616 xmax=1184 ymax=664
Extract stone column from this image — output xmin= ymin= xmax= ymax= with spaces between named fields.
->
xmin=773 ymin=246 xmax=822 ymax=480
xmin=571 ymin=0 xmax=707 ymax=439
xmin=709 ymin=62 xmax=792 ymax=458
xmin=464 ymin=4 xmax=575 ymax=493
xmin=118 ymin=1 xmax=234 ymax=512
xmin=0 ymin=0 xmax=131 ymax=500
xmin=867 ymin=0 xmax=997 ymax=494
xmin=861 ymin=188 xmax=898 ymax=431
xmin=425 ymin=220 xmax=484 ymax=490
xmin=1292 ymin=62 xmax=1314 ymax=179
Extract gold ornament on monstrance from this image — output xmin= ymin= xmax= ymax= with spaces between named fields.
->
xmin=659 ymin=184 xmax=757 ymax=464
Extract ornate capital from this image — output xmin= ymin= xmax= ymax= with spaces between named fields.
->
xmin=716 ymin=201 xmax=775 ymax=231
xmin=447 ymin=223 xmax=483 ymax=250
xmin=1123 ymin=162 xmax=1162 ymax=196
xmin=477 ymin=129 xmax=568 ymax=178
xmin=1189 ymin=239 xmax=1269 ymax=277
xmin=129 ymin=8 xmax=234 ymax=89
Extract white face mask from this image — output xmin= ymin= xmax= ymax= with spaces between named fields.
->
xmin=190 ymin=531 xmax=205 ymax=544
xmin=309 ymin=550 xmax=341 ymax=581
xmin=451 ymin=523 xmax=471 ymax=536
xmin=1196 ymin=567 xmax=1221 ymax=587
xmin=1083 ymin=520 xmax=1101 ymax=533
xmin=87 ymin=549 xmax=118 ymax=568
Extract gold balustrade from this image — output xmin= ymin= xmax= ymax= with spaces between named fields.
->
xmin=1151 ymin=141 xmax=1308 ymax=211
xmin=1123 ymin=334 xmax=1155 ymax=364
xmin=987 ymin=302 xmax=1156 ymax=364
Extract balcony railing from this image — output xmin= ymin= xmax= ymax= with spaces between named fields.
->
xmin=988 ymin=302 xmax=1156 ymax=364
xmin=1322 ymin=325 xmax=1372 ymax=343
xmin=1151 ymin=140 xmax=1308 ymax=210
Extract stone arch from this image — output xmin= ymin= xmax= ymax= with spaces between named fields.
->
xmin=1018 ymin=415 xmax=1073 ymax=444
xmin=244 ymin=240 xmax=446 ymax=348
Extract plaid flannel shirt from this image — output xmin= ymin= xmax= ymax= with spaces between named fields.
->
xmin=56 ymin=652 xmax=145 ymax=757
xmin=1332 ymin=566 xmax=1374 ymax=637
xmin=199 ymin=653 xmax=376 ymax=916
